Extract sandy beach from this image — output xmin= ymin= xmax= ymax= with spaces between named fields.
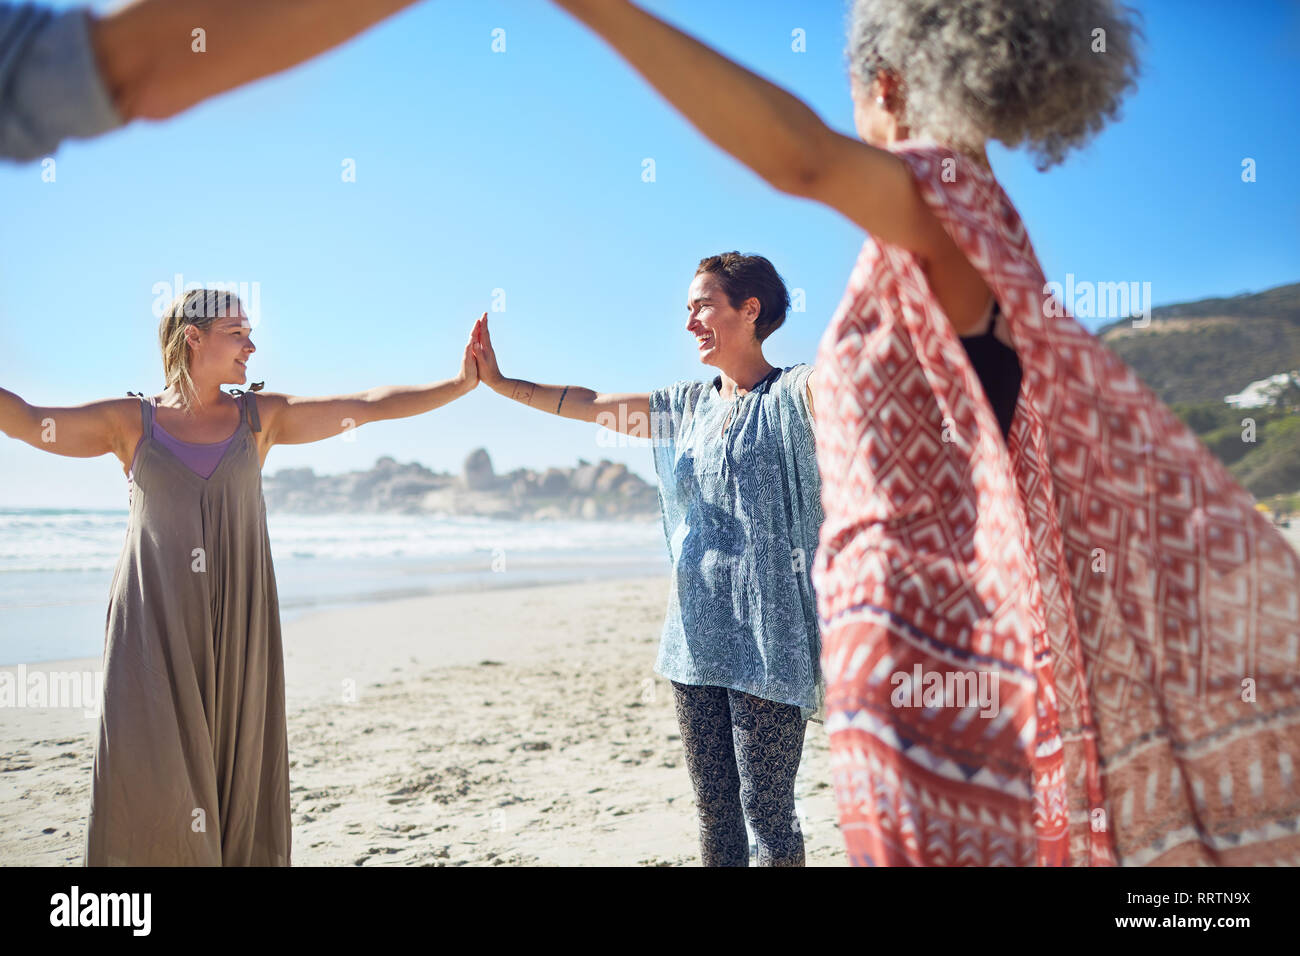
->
xmin=7 ymin=525 xmax=1298 ymax=867
xmin=0 ymin=575 xmax=845 ymax=867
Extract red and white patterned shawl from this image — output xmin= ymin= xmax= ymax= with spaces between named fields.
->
xmin=810 ymin=139 xmax=1300 ymax=866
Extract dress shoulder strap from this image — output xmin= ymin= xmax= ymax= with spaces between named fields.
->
xmin=125 ymin=391 xmax=154 ymax=433
xmin=229 ymin=383 xmax=265 ymax=433
xmin=243 ymin=391 xmax=262 ymax=433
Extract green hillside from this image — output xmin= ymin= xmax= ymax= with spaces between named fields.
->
xmin=1098 ymin=282 xmax=1300 ymax=404
xmin=1101 ymin=317 xmax=1300 ymax=405
xmin=1096 ymin=281 xmax=1300 ymax=508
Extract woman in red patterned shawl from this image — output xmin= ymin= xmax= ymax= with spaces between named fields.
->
xmin=547 ymin=0 xmax=1300 ymax=866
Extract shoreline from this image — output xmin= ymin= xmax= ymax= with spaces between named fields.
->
xmin=1 ymin=571 xmax=678 ymax=705
xmin=0 ymin=507 xmax=666 ymax=666
xmin=0 ymin=553 xmax=668 ymax=669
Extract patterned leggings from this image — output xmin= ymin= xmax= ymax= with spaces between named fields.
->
xmin=670 ymin=681 xmax=807 ymax=866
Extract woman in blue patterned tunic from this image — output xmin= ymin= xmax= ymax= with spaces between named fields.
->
xmin=470 ymin=252 xmax=824 ymax=866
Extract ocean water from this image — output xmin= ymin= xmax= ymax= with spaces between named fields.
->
xmin=0 ymin=509 xmax=668 ymax=665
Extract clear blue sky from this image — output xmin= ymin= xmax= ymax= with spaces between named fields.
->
xmin=2 ymin=0 xmax=1297 ymax=508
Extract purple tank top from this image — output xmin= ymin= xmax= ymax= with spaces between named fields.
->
xmin=128 ymin=416 xmax=239 ymax=482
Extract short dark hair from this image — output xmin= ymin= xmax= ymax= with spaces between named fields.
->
xmin=695 ymin=252 xmax=791 ymax=343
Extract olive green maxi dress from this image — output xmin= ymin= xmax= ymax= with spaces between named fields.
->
xmin=85 ymin=389 xmax=291 ymax=865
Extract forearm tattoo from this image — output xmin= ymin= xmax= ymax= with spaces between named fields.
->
xmin=510 ymin=381 xmax=536 ymax=406
xmin=556 ymin=386 xmax=569 ymax=415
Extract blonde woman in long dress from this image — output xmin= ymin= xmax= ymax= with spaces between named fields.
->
xmin=0 ymin=289 xmax=481 ymax=865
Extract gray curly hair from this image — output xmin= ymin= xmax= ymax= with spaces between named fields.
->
xmin=848 ymin=0 xmax=1142 ymax=169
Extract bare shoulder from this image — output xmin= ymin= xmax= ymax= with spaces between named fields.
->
xmin=245 ymin=391 xmax=290 ymax=442
xmin=104 ymin=395 xmax=146 ymax=415
xmin=101 ymin=395 xmax=147 ymax=435
xmin=246 ymin=389 xmax=290 ymax=418
xmin=807 ymin=133 xmax=953 ymax=260
xmin=248 ymin=391 xmax=291 ymax=410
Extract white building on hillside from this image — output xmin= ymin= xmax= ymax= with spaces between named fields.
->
xmin=1225 ymin=370 xmax=1300 ymax=408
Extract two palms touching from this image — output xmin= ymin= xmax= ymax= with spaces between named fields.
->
xmin=458 ymin=312 xmax=505 ymax=392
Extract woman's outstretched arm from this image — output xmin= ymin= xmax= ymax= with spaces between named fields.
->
xmin=548 ymin=0 xmax=952 ymax=260
xmin=470 ymin=314 xmax=653 ymax=438
xmin=89 ymin=0 xmax=424 ymax=123
xmin=260 ymin=321 xmax=478 ymax=447
xmin=0 ymin=387 xmax=134 ymax=460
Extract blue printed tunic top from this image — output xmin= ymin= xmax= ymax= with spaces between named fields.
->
xmin=647 ymin=363 xmax=824 ymax=718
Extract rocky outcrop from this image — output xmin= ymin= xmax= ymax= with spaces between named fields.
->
xmin=462 ymin=448 xmax=497 ymax=491
xmin=261 ymin=450 xmax=660 ymax=520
